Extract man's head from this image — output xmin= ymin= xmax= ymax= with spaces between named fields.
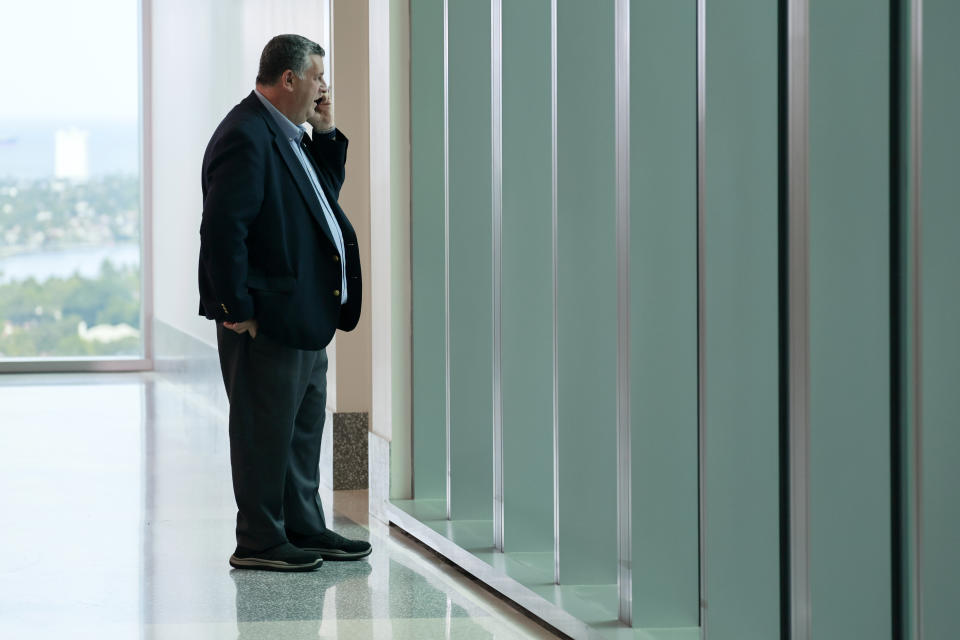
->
xmin=255 ymin=34 xmax=327 ymax=124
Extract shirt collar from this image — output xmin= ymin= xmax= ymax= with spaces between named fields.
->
xmin=254 ymin=88 xmax=307 ymax=144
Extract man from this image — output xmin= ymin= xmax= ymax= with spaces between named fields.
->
xmin=198 ymin=34 xmax=369 ymax=572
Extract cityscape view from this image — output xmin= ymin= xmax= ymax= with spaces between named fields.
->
xmin=0 ymin=120 xmax=141 ymax=357
xmin=0 ymin=0 xmax=142 ymax=360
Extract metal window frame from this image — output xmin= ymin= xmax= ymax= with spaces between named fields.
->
xmin=491 ymin=0 xmax=505 ymax=553
xmin=550 ymin=0 xmax=561 ymax=587
xmin=785 ymin=0 xmax=811 ymax=638
xmin=909 ymin=0 xmax=924 ymax=637
xmin=696 ymin=0 xmax=708 ymax=634
xmin=443 ymin=0 xmax=453 ymax=521
xmin=614 ymin=0 xmax=632 ymax=626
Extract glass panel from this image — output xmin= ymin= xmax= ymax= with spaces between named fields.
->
xmin=629 ymin=0 xmax=699 ymax=627
xmin=808 ymin=2 xmax=892 ymax=637
xmin=448 ymin=0 xmax=494 ymax=522
xmin=921 ymin=1 xmax=960 ymax=636
xmin=411 ymin=0 xmax=447 ymax=500
xmin=501 ymin=0 xmax=553 ymax=555
xmin=0 ymin=0 xmax=142 ymax=359
xmin=556 ymin=0 xmax=618 ymax=586
xmin=704 ymin=1 xmax=781 ymax=637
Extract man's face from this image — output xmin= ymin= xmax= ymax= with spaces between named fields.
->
xmin=291 ymin=54 xmax=326 ymax=124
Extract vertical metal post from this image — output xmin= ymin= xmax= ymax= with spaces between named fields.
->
xmin=443 ymin=0 xmax=452 ymax=521
xmin=909 ymin=0 xmax=924 ymax=637
xmin=615 ymin=0 xmax=632 ymax=626
xmin=140 ymin=0 xmax=154 ymax=368
xmin=696 ymin=0 xmax=708 ymax=634
xmin=550 ymin=0 xmax=561 ymax=587
xmin=491 ymin=0 xmax=505 ymax=553
xmin=786 ymin=0 xmax=811 ymax=638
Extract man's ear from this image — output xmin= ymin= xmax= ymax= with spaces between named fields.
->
xmin=282 ymin=70 xmax=295 ymax=90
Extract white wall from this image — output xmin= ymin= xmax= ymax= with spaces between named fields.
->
xmin=368 ymin=0 xmax=411 ymax=497
xmin=150 ymin=0 xmax=330 ymax=348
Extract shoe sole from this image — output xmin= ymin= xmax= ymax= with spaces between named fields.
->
xmin=229 ymin=555 xmax=323 ymax=572
xmin=302 ymin=547 xmax=372 ymax=561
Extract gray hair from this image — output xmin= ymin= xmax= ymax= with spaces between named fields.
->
xmin=256 ymin=34 xmax=325 ymax=86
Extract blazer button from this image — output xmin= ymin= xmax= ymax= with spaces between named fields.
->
xmin=333 ymin=290 xmax=341 ymax=297
xmin=333 ymin=255 xmax=340 ymax=262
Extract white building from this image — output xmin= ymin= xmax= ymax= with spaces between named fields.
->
xmin=54 ymin=128 xmax=89 ymax=181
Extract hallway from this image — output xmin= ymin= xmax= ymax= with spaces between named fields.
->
xmin=0 ymin=373 xmax=560 ymax=639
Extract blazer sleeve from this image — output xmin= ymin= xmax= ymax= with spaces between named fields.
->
xmin=305 ymin=128 xmax=349 ymax=198
xmin=198 ymin=126 xmax=265 ymax=322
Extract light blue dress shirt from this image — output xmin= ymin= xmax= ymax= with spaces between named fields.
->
xmin=254 ymin=89 xmax=348 ymax=304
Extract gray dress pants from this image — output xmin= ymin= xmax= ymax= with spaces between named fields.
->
xmin=216 ymin=324 xmax=329 ymax=551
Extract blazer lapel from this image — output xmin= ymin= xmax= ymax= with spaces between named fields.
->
xmin=242 ymin=93 xmax=338 ymax=248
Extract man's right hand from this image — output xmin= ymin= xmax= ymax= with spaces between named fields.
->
xmin=224 ymin=319 xmax=258 ymax=339
xmin=307 ymin=84 xmax=334 ymax=133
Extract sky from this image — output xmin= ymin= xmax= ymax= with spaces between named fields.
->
xmin=0 ymin=0 xmax=140 ymax=120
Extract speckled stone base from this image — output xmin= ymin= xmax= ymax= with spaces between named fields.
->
xmin=332 ymin=412 xmax=369 ymax=489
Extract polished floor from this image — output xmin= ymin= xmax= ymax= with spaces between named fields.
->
xmin=0 ymin=373 xmax=562 ymax=639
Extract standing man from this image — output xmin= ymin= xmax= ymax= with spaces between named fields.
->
xmin=198 ymin=34 xmax=369 ymax=571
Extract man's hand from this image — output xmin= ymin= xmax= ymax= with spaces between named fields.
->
xmin=306 ymin=84 xmax=334 ymax=133
xmin=224 ymin=319 xmax=258 ymax=339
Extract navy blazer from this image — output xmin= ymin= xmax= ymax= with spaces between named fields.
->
xmin=198 ymin=92 xmax=361 ymax=350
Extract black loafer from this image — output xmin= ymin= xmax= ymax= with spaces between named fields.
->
xmin=229 ymin=542 xmax=323 ymax=572
xmin=290 ymin=530 xmax=372 ymax=561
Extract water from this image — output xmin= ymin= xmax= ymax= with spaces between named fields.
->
xmin=0 ymin=244 xmax=140 ymax=284
xmin=0 ymin=119 xmax=141 ymax=283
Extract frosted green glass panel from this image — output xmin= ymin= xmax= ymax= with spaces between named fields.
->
xmin=410 ymin=0 xmax=446 ymax=500
xmin=704 ymin=1 xmax=780 ymax=638
xmin=921 ymin=2 xmax=960 ymax=637
xmin=501 ymin=0 xmax=554 ymax=553
xmin=809 ymin=3 xmax=892 ymax=637
xmin=447 ymin=0 xmax=493 ymax=522
xmin=629 ymin=0 xmax=699 ymax=627
xmin=556 ymin=0 xmax=618 ymax=586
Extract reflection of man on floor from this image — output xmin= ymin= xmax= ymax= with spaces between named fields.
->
xmin=198 ymin=34 xmax=370 ymax=572
xmin=232 ymin=557 xmax=372 ymax=639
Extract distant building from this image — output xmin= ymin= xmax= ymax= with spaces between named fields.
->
xmin=54 ymin=128 xmax=89 ymax=181
xmin=77 ymin=321 xmax=139 ymax=344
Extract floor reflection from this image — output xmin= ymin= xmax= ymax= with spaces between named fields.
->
xmin=0 ymin=373 xmax=556 ymax=639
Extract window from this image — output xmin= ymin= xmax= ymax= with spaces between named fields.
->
xmin=0 ymin=0 xmax=144 ymax=361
